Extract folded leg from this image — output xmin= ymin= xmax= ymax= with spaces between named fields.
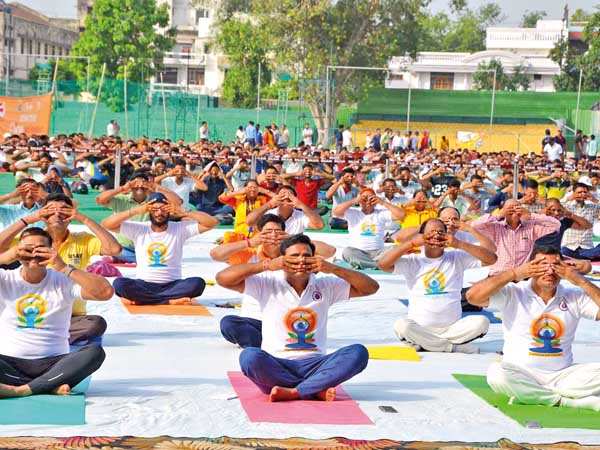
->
xmin=239 ymin=347 xmax=302 ymax=395
xmin=220 ymin=316 xmax=262 ymax=348
xmin=487 ymin=361 xmax=560 ymax=406
xmin=438 ymin=315 xmax=489 ymax=344
xmin=394 ymin=318 xmax=453 ymax=352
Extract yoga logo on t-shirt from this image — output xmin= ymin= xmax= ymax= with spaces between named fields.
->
xmin=147 ymin=242 xmax=168 ymax=267
xmin=359 ymin=222 xmax=377 ymax=236
xmin=284 ymin=307 xmax=318 ymax=351
xmin=529 ymin=313 xmax=564 ymax=357
xmin=422 ymin=269 xmax=447 ymax=295
xmin=16 ymin=294 xmax=48 ymax=329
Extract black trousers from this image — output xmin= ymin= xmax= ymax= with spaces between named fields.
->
xmin=0 ymin=345 xmax=105 ymax=394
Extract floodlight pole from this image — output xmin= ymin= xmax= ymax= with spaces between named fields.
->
xmin=575 ymin=68 xmax=583 ymax=132
xmin=256 ymin=62 xmax=261 ymax=124
xmin=490 ymin=68 xmax=497 ymax=128
xmin=325 ymin=65 xmax=388 ymax=146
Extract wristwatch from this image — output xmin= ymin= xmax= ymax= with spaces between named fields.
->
xmin=61 ymin=264 xmax=76 ymax=277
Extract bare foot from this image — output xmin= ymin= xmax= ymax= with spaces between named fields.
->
xmin=269 ymin=386 xmax=300 ymax=402
xmin=52 ymin=384 xmax=71 ymax=396
xmin=316 ymin=387 xmax=336 ymax=401
xmin=168 ymin=297 xmax=193 ymax=305
xmin=0 ymin=383 xmax=30 ymax=398
xmin=121 ymin=297 xmax=140 ymax=305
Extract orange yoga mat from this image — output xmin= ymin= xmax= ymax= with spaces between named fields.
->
xmin=120 ymin=300 xmax=212 ymax=316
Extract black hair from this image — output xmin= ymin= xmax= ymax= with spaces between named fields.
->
xmin=43 ymin=193 xmax=73 ymax=207
xmin=413 ymin=189 xmax=428 ymax=199
xmin=16 ymin=177 xmax=37 ymax=187
xmin=342 ymin=167 xmax=355 ymax=175
xmin=471 ymin=174 xmax=483 ymax=181
xmin=39 ymin=152 xmax=52 ymax=160
xmin=302 ymin=163 xmax=313 ymax=170
xmin=525 ymin=179 xmax=539 ymax=190
xmin=280 ymin=234 xmax=315 ymax=256
xmin=257 ymin=213 xmax=286 ymax=231
xmin=383 ymin=177 xmax=397 ymax=185
xmin=574 ymin=182 xmax=590 ymax=191
xmin=130 ymin=171 xmax=150 ymax=181
xmin=21 ymin=227 xmax=52 ymax=246
xmin=277 ymin=184 xmax=297 ymax=196
xmin=530 ymin=245 xmax=562 ymax=260
xmin=419 ymin=218 xmax=447 ymax=234
xmin=265 ymin=165 xmax=279 ymax=173
xmin=173 ymin=158 xmax=186 ymax=167
xmin=448 ymin=178 xmax=461 ymax=188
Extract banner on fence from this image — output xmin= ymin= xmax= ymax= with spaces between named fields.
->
xmin=457 ymin=131 xmax=484 ymax=149
xmin=0 ymin=93 xmax=52 ymax=136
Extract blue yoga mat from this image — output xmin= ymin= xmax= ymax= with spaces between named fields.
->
xmin=398 ymin=298 xmax=502 ymax=324
xmin=0 ymin=377 xmax=91 ymax=425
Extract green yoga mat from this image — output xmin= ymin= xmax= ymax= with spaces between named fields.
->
xmin=453 ymin=374 xmax=600 ymax=429
xmin=0 ymin=377 xmax=91 ymax=425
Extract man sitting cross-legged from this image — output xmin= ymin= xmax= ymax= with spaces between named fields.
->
xmin=211 ymin=214 xmax=336 ymax=348
xmin=216 ymin=234 xmax=379 ymax=402
xmin=466 ymin=246 xmax=600 ymax=411
xmin=378 ymin=218 xmax=497 ymax=354
xmin=0 ymin=193 xmax=121 ymax=346
xmin=0 ymin=227 xmax=113 ymax=398
xmin=102 ymin=192 xmax=218 ymax=305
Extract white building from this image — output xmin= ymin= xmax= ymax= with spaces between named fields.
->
xmin=387 ymin=20 xmax=565 ymax=92
xmin=78 ymin=0 xmax=226 ymax=97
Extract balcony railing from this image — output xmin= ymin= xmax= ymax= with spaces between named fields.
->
xmin=163 ymin=52 xmax=206 ymax=66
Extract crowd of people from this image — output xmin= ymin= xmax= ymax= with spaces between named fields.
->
xmin=1 ymin=124 xmax=600 ymax=411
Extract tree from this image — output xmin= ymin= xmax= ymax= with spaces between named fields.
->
xmin=69 ymin=0 xmax=175 ymax=111
xmin=216 ymin=0 xmax=427 ymax=144
xmin=418 ymin=1 xmax=504 ymax=53
xmin=28 ymin=59 xmax=80 ymax=95
xmin=521 ymin=10 xmax=546 ymax=28
xmin=571 ymin=8 xmax=592 ymax=23
xmin=472 ymin=59 xmax=530 ymax=91
xmin=215 ymin=19 xmax=271 ymax=108
xmin=550 ymin=7 xmax=600 ymax=92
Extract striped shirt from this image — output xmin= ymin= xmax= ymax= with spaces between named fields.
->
xmin=471 ymin=213 xmax=561 ymax=274
xmin=562 ymin=201 xmax=600 ymax=250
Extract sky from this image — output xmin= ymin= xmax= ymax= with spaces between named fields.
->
xmin=12 ymin=0 xmax=598 ymax=24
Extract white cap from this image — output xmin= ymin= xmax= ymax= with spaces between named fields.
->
xmin=579 ymin=176 xmax=592 ymax=187
xmin=3 ymin=132 xmax=11 ymax=139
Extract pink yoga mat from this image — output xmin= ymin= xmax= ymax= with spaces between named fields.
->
xmin=227 ymin=371 xmax=373 ymax=425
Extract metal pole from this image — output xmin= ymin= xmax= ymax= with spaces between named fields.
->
xmin=124 ymin=64 xmax=129 ymax=140
xmin=160 ymin=72 xmax=168 ymax=139
xmin=490 ymin=69 xmax=497 ymax=128
xmin=512 ymin=156 xmax=519 ymax=200
xmin=114 ymin=148 xmax=122 ymax=189
xmin=575 ymin=68 xmax=583 ymax=132
xmin=51 ymin=56 xmax=60 ymax=93
xmin=85 ymin=57 xmax=91 ymax=134
xmin=88 ymin=62 xmax=106 ymax=138
xmin=256 ymin=62 xmax=261 ymax=124
xmin=406 ymin=84 xmax=412 ymax=132
xmin=195 ymin=90 xmax=201 ymax=142
xmin=250 ymin=153 xmax=257 ymax=179
xmin=325 ymin=66 xmax=330 ymax=146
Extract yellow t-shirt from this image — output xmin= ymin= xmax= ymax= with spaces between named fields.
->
xmin=222 ymin=194 xmax=267 ymax=236
xmin=56 ymin=232 xmax=102 ymax=316
xmin=400 ymin=207 xmax=437 ymax=229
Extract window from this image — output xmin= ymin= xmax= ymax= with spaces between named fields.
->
xmin=181 ymin=45 xmax=192 ymax=58
xmin=534 ymin=74 xmax=542 ymax=80
xmin=51 ymin=46 xmax=55 ymax=56
xmin=37 ymin=42 xmax=41 ymax=55
xmin=20 ymin=37 xmax=24 ymax=54
xmin=28 ymin=39 xmax=32 ymax=54
xmin=203 ymin=43 xmax=210 ymax=54
xmin=188 ymin=68 xmax=205 ymax=86
xmin=431 ymin=72 xmax=454 ymax=90
xmin=196 ymin=8 xmax=209 ymax=20
xmin=390 ymin=74 xmax=404 ymax=81
xmin=44 ymin=44 xmax=48 ymax=55
xmin=157 ymin=68 xmax=178 ymax=84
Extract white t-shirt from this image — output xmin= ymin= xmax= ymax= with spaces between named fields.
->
xmin=342 ymin=129 xmax=352 ymax=148
xmin=544 ymin=143 xmax=563 ymax=162
xmin=161 ymin=177 xmax=196 ymax=210
xmin=245 ymin=271 xmax=350 ymax=359
xmin=302 ymin=128 xmax=313 ymax=146
xmin=0 ymin=269 xmax=82 ymax=359
xmin=394 ymin=250 xmax=481 ymax=327
xmin=490 ymin=280 xmax=599 ymax=372
xmin=267 ymin=207 xmax=309 ymax=234
xmin=121 ymin=221 xmax=198 ymax=283
xmin=343 ymin=207 xmax=392 ymax=251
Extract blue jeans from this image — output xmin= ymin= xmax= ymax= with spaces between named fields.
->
xmin=220 ymin=316 xmax=262 ymax=348
xmin=239 ymin=344 xmax=368 ymax=398
xmin=197 ymin=204 xmax=234 ymax=215
xmin=561 ymin=245 xmax=600 ymax=261
xmin=113 ymin=277 xmax=205 ymax=304
xmin=117 ymin=247 xmax=136 ymax=264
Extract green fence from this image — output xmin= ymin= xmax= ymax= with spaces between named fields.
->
xmin=0 ymin=78 xmax=327 ymax=144
xmin=357 ymin=88 xmax=600 ymax=123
